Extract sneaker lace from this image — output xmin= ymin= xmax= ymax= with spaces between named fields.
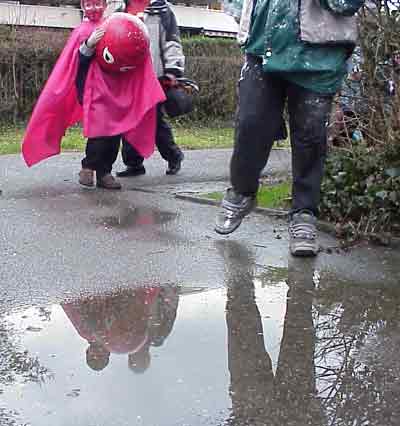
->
xmin=222 ymin=201 xmax=244 ymax=219
xmin=289 ymin=222 xmax=316 ymax=240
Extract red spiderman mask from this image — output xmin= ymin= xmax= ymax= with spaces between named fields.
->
xmin=95 ymin=13 xmax=150 ymax=73
xmin=81 ymin=0 xmax=106 ymax=23
xmin=126 ymin=0 xmax=150 ymax=16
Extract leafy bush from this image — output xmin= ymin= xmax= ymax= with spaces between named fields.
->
xmin=321 ymin=145 xmax=400 ymax=239
xmin=321 ymin=1 xmax=400 ymax=240
xmin=357 ymin=1 xmax=400 ymax=159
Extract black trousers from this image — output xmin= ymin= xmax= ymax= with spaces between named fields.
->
xmin=81 ymin=135 xmax=120 ymax=178
xmin=231 ymin=55 xmax=333 ymax=216
xmin=121 ymin=106 xmax=182 ymax=168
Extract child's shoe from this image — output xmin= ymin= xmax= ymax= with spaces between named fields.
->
xmin=97 ymin=174 xmax=122 ymax=190
xmin=79 ymin=168 xmax=94 ymax=187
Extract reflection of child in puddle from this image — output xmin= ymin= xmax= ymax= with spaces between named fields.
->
xmin=62 ymin=286 xmax=179 ymax=372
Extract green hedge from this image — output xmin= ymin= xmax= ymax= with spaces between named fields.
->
xmin=0 ymin=28 xmax=242 ymax=124
xmin=182 ymin=37 xmax=242 ymax=123
xmin=0 ymin=27 xmax=69 ymax=122
xmin=183 ymin=35 xmax=242 ymax=57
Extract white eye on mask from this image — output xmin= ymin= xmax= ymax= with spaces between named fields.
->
xmin=103 ymin=47 xmax=114 ymax=64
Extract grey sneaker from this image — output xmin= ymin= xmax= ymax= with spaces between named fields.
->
xmin=289 ymin=211 xmax=319 ymax=257
xmin=215 ymin=188 xmax=256 ymax=235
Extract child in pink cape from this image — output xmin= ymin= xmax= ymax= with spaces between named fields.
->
xmin=22 ymin=0 xmax=165 ymax=189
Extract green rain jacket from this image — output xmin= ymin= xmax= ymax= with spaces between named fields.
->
xmin=237 ymin=0 xmax=365 ymax=93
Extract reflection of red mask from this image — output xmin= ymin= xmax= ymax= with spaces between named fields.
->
xmin=81 ymin=0 xmax=106 ymax=23
xmin=126 ymin=0 xmax=150 ymax=16
xmin=96 ymin=13 xmax=150 ymax=73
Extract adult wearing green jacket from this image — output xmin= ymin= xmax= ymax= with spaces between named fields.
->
xmin=215 ymin=0 xmax=365 ymax=256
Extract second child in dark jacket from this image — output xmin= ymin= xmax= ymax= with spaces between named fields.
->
xmin=108 ymin=0 xmax=185 ymax=177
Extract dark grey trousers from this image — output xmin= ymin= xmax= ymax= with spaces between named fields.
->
xmin=231 ymin=55 xmax=333 ymax=216
xmin=121 ymin=106 xmax=182 ymax=168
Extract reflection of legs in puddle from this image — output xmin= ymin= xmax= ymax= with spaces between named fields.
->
xmin=218 ymin=240 xmax=274 ymax=424
xmin=216 ymin=239 xmax=255 ymax=277
xmin=219 ymin=243 xmax=325 ymax=425
xmin=86 ymin=341 xmax=110 ymax=371
xmin=272 ymin=257 xmax=325 ymax=425
xmin=128 ymin=343 xmax=151 ymax=374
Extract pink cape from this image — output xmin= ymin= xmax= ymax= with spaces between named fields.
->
xmin=62 ymin=287 xmax=160 ymax=354
xmin=22 ymin=20 xmax=166 ymax=167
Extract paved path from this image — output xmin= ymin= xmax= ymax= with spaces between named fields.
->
xmin=1 ymin=149 xmax=400 ymax=426
xmin=0 ymin=149 xmax=291 ymax=199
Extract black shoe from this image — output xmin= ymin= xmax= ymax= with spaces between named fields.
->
xmin=166 ymin=153 xmax=184 ymax=175
xmin=116 ymin=166 xmax=146 ymax=177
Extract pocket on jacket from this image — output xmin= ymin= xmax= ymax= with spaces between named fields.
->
xmin=299 ymin=0 xmax=359 ymax=45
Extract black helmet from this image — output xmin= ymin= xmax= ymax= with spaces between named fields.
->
xmin=162 ymin=78 xmax=199 ymax=118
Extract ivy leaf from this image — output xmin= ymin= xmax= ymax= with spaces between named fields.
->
xmin=375 ymin=190 xmax=388 ymax=200
xmin=385 ymin=168 xmax=400 ymax=178
xmin=389 ymin=191 xmax=398 ymax=203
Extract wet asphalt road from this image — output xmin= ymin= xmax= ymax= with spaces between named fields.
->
xmin=1 ymin=150 xmax=400 ymax=426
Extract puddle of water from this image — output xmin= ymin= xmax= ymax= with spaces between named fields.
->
xmin=1 ymin=249 xmax=400 ymax=426
xmin=0 ymin=278 xmax=288 ymax=426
